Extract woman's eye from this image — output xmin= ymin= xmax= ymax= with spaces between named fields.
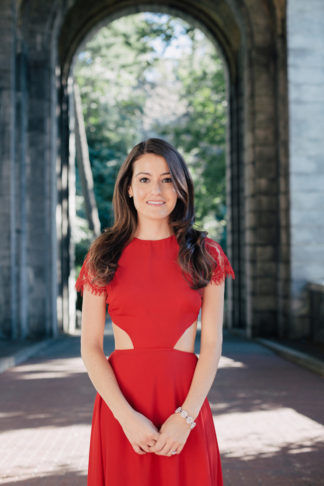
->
xmin=139 ymin=177 xmax=173 ymax=183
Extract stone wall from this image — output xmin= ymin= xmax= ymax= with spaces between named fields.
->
xmin=287 ymin=0 xmax=324 ymax=337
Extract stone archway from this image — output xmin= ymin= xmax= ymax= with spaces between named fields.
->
xmin=59 ymin=2 xmax=244 ymax=336
xmin=0 ymin=0 xmax=289 ymax=340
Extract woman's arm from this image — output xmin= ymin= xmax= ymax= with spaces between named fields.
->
xmin=80 ymin=285 xmax=160 ymax=454
xmin=179 ymin=238 xmax=234 ymax=420
xmin=80 ymin=286 xmax=133 ymax=422
xmin=180 ymin=279 xmax=225 ymax=419
xmin=149 ymin=279 xmax=224 ymax=456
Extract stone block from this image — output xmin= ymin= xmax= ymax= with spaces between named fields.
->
xmin=291 ymin=191 xmax=324 ymax=211
xmin=292 ymin=243 xmax=324 ymax=262
xmin=254 ymin=226 xmax=278 ymax=245
xmin=290 ymin=174 xmax=324 ymax=192
xmin=254 ymin=295 xmax=278 ymax=311
xmin=254 ymin=195 xmax=278 ymax=211
xmin=255 ymin=160 xmax=277 ymax=179
xmin=291 ymin=209 xmax=324 ymax=227
xmin=256 ymin=245 xmax=277 ymax=261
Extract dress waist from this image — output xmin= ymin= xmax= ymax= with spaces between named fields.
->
xmin=109 ymin=347 xmax=196 ymax=356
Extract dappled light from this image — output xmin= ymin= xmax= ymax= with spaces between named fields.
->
xmin=11 ymin=358 xmax=84 ymax=380
xmin=218 ymin=355 xmax=247 ymax=368
xmin=213 ymin=407 xmax=324 ymax=459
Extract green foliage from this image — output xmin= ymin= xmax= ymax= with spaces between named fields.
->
xmin=74 ymin=12 xmax=227 ymax=245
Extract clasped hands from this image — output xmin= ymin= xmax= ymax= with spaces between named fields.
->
xmin=121 ymin=409 xmax=192 ymax=457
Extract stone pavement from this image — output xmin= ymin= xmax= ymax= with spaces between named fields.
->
xmin=0 ymin=329 xmax=323 ymax=485
xmin=216 ymin=333 xmax=324 ymax=486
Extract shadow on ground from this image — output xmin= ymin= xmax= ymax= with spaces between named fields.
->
xmin=0 ymin=469 xmax=87 ymax=486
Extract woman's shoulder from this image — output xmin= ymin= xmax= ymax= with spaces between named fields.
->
xmin=75 ymin=250 xmax=108 ymax=298
xmin=202 ymin=235 xmax=224 ymax=257
xmin=203 ymin=235 xmax=221 ymax=249
xmin=201 ymin=235 xmax=235 ymax=284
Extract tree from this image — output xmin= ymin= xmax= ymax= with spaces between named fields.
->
xmin=74 ymin=12 xmax=227 ymax=244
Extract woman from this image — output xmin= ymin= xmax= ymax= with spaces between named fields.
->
xmin=75 ymin=137 xmax=235 ymax=485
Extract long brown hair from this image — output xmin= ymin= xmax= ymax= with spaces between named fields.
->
xmin=84 ymin=137 xmax=218 ymax=290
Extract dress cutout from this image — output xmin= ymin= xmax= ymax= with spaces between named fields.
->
xmin=75 ymin=235 xmax=235 ymax=486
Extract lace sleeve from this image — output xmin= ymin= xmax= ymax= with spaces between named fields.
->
xmin=205 ymin=237 xmax=235 ymax=285
xmin=75 ymin=252 xmax=107 ymax=297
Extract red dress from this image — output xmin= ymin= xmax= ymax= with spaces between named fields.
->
xmin=75 ymin=234 xmax=235 ymax=486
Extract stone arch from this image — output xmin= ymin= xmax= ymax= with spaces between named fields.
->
xmin=1 ymin=0 xmax=288 ymax=340
xmin=59 ymin=4 xmax=238 ymax=81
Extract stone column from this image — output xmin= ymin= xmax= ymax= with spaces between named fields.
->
xmin=287 ymin=0 xmax=324 ymax=337
xmin=0 ymin=0 xmax=17 ymax=338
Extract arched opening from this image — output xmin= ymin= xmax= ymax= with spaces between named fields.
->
xmin=58 ymin=2 xmax=241 ymax=336
xmin=69 ymin=11 xmax=233 ymax=329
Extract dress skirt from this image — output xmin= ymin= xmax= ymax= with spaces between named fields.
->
xmin=87 ymin=348 xmax=223 ymax=486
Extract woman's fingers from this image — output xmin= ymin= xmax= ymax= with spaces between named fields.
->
xmin=150 ymin=436 xmax=180 ymax=456
xmin=123 ymin=411 xmax=188 ymax=457
xmin=149 ymin=436 xmax=167 ymax=453
xmin=138 ymin=431 xmax=160 ymax=453
xmin=132 ymin=444 xmax=146 ymax=454
xmin=121 ymin=410 xmax=161 ymax=454
xmin=140 ymin=440 xmax=157 ymax=453
xmin=158 ymin=442 xmax=179 ymax=456
xmin=134 ymin=436 xmax=183 ymax=457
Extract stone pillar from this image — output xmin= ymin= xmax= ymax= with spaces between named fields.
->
xmin=5 ymin=1 xmax=63 ymax=339
xmin=287 ymin=0 xmax=324 ymax=337
xmin=20 ymin=19 xmax=60 ymax=338
xmin=0 ymin=0 xmax=17 ymax=338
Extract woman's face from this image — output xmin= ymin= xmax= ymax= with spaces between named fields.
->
xmin=128 ymin=153 xmax=178 ymax=224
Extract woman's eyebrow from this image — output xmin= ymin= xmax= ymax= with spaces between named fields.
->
xmin=135 ymin=171 xmax=171 ymax=177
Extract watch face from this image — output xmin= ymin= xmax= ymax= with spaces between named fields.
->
xmin=186 ymin=416 xmax=193 ymax=423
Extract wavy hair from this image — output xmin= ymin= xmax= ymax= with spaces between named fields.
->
xmin=84 ymin=137 xmax=218 ymax=290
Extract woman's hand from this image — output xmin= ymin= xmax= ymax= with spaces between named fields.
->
xmin=120 ymin=409 xmax=161 ymax=455
xmin=149 ymin=413 xmax=191 ymax=457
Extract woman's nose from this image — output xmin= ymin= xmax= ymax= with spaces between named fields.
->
xmin=150 ymin=182 xmax=163 ymax=194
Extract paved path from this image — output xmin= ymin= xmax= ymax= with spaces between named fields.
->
xmin=217 ymin=333 xmax=324 ymax=485
xmin=0 ymin=329 xmax=323 ymax=485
